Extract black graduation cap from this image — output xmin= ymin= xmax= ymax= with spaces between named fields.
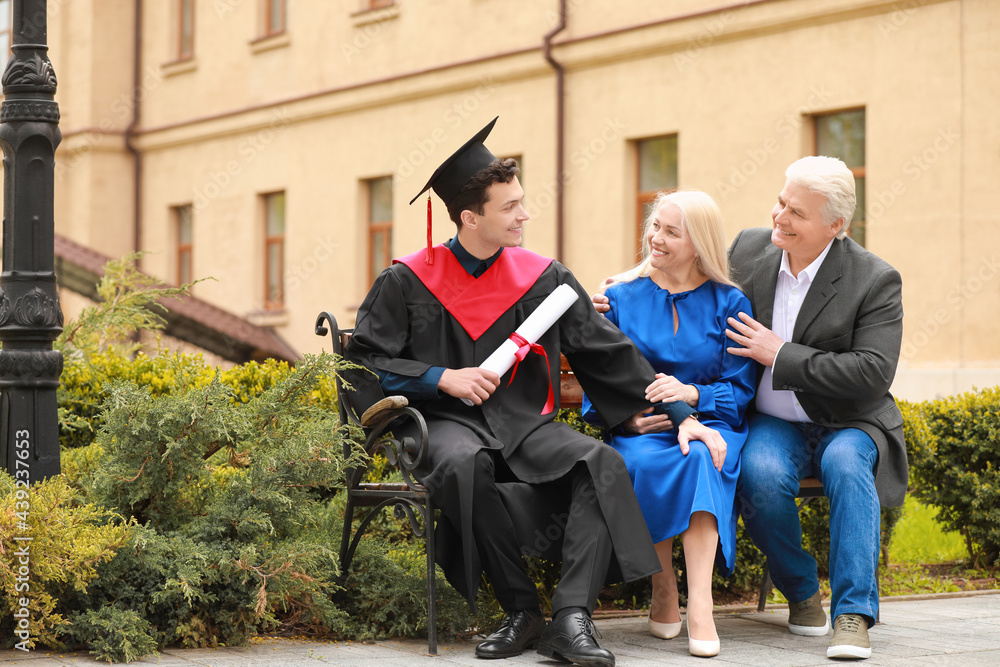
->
xmin=409 ymin=116 xmax=499 ymax=206
xmin=409 ymin=117 xmax=500 ymax=264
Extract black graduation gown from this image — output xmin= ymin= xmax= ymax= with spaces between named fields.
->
xmin=346 ymin=252 xmax=687 ymax=605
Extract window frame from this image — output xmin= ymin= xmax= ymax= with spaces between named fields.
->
xmin=177 ymin=0 xmax=196 ymax=61
xmin=262 ymin=191 xmax=286 ymax=310
xmin=262 ymin=0 xmax=287 ymax=38
xmin=173 ymin=204 xmax=194 ymax=286
xmin=365 ymin=176 xmax=393 ymax=287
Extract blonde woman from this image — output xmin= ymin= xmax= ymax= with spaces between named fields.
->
xmin=584 ymin=190 xmax=755 ymax=657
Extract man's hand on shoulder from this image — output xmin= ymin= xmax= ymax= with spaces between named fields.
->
xmin=725 ymin=311 xmax=782 ymax=367
xmin=438 ymin=367 xmax=500 ymax=404
xmin=677 ymin=417 xmax=727 ymax=471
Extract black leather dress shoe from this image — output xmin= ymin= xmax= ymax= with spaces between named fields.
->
xmin=537 ymin=611 xmax=614 ymax=667
xmin=475 ymin=609 xmax=546 ymax=659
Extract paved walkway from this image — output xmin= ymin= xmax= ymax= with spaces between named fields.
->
xmin=4 ymin=591 xmax=999 ymax=666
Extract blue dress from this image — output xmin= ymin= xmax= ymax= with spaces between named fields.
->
xmin=582 ymin=277 xmax=756 ymax=574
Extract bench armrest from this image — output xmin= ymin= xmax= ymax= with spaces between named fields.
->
xmin=361 ymin=402 xmax=430 ymax=493
xmin=361 ymin=395 xmax=410 ymax=427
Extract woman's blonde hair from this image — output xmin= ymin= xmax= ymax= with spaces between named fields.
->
xmin=601 ymin=189 xmax=737 ymax=292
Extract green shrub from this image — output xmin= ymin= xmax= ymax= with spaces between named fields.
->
xmin=58 ymin=351 xmax=213 ymax=449
xmin=89 ymin=353 xmax=357 ymax=533
xmin=337 ymin=533 xmax=473 ymax=640
xmin=65 ymin=346 xmax=478 ymax=656
xmin=0 ymin=473 xmax=131 ymax=651
xmin=63 ymin=608 xmax=158 ymax=663
xmin=58 ymin=351 xmax=339 ymax=451
xmin=60 ymin=523 xmax=353 ymax=651
xmin=902 ymin=388 xmax=1000 ymax=568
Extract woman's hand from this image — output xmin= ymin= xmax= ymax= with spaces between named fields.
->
xmin=623 ymin=408 xmax=673 ymax=434
xmin=645 ymin=373 xmax=699 ymax=407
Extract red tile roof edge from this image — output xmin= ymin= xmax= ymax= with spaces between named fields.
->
xmin=53 ymin=234 xmax=299 ymax=363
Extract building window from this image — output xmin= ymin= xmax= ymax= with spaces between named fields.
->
xmin=177 ymin=0 xmax=195 ymax=60
xmin=815 ymin=109 xmax=866 ymax=246
xmin=503 ymin=154 xmax=524 ymax=188
xmin=174 ymin=205 xmax=193 ymax=285
xmin=0 ymin=0 xmax=11 ymax=58
xmin=263 ymin=192 xmax=286 ymax=309
xmin=636 ymin=135 xmax=679 ymax=254
xmin=366 ymin=176 xmax=393 ymax=286
xmin=262 ymin=0 xmax=286 ymax=37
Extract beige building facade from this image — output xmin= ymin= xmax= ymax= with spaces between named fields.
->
xmin=32 ymin=0 xmax=1000 ymax=400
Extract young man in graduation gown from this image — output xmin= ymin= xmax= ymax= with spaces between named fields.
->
xmin=345 ymin=117 xmax=724 ymax=667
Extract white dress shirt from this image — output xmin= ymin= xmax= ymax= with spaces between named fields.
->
xmin=755 ymin=240 xmax=835 ymax=423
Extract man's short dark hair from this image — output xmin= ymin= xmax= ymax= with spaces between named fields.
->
xmin=446 ymin=158 xmax=520 ymax=227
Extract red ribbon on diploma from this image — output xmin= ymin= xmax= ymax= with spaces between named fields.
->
xmin=507 ymin=332 xmax=554 ymax=415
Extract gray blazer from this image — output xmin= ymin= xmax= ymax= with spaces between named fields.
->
xmin=729 ymin=228 xmax=908 ymax=507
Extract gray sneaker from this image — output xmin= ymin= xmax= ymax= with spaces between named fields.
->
xmin=787 ymin=591 xmax=830 ymax=636
xmin=827 ymin=614 xmax=871 ymax=659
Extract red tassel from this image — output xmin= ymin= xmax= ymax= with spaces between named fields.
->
xmin=425 ymin=195 xmax=434 ymax=265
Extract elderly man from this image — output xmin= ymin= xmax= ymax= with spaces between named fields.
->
xmin=725 ymin=156 xmax=906 ymax=660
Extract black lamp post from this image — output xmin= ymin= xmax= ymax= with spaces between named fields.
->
xmin=0 ymin=0 xmax=63 ymax=480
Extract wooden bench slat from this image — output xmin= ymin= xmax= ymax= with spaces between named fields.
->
xmin=358 ymin=483 xmax=413 ymax=491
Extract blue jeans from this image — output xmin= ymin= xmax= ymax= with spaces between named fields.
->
xmin=737 ymin=413 xmax=880 ymax=626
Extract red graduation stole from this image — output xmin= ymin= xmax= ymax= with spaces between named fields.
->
xmin=395 ymin=245 xmax=552 ymax=341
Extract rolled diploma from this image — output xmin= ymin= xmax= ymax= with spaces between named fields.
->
xmin=461 ymin=283 xmax=580 ymax=406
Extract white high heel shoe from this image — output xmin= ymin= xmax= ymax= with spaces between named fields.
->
xmin=688 ymin=636 xmax=720 ymax=657
xmin=647 ymin=616 xmax=682 ymax=639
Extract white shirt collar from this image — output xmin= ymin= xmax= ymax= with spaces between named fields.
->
xmin=779 ymin=239 xmax=836 ymax=283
